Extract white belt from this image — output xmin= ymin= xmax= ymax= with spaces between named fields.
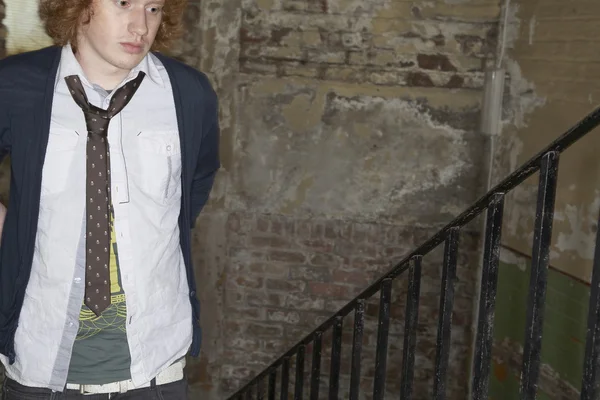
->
xmin=65 ymin=359 xmax=185 ymax=395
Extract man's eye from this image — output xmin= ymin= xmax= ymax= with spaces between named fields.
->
xmin=116 ymin=1 xmax=130 ymax=7
xmin=148 ymin=6 xmax=163 ymax=14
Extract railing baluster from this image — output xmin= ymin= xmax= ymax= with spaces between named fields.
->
xmin=519 ymin=151 xmax=559 ymax=400
xmin=400 ymin=256 xmax=423 ymax=400
xmin=433 ymin=227 xmax=460 ymax=400
xmin=310 ymin=332 xmax=322 ymax=400
xmin=294 ymin=345 xmax=306 ymax=400
xmin=329 ymin=316 xmax=343 ymax=400
xmin=246 ymin=385 xmax=254 ymax=400
xmin=580 ymin=208 xmax=600 ymax=399
xmin=471 ymin=193 xmax=505 ymax=399
xmin=281 ymin=357 xmax=290 ymax=400
xmin=373 ymin=278 xmax=393 ymax=400
xmin=258 ymin=376 xmax=265 ymax=400
xmin=349 ymin=299 xmax=365 ymax=400
xmin=268 ymin=370 xmax=277 ymax=400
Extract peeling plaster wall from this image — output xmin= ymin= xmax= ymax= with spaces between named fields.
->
xmin=494 ymin=0 xmax=600 ymax=284
xmin=489 ymin=0 xmax=600 ymax=397
xmin=233 ymin=82 xmax=485 ymax=223
xmin=198 ymin=0 xmax=500 ymax=398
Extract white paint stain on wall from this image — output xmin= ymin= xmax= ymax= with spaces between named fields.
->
xmin=499 ymin=246 xmax=528 ymax=272
xmin=528 ymin=15 xmax=536 ymax=45
xmin=554 ymin=190 xmax=600 ymax=262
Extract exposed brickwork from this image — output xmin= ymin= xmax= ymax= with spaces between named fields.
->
xmin=187 ymin=0 xmax=500 ymax=398
xmin=220 ymin=211 xmax=480 ymax=399
xmin=240 ymin=1 xmax=499 ymax=88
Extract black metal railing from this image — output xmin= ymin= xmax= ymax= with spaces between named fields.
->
xmin=226 ymin=106 xmax=600 ymax=400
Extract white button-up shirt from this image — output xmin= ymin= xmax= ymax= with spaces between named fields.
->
xmin=1 ymin=45 xmax=192 ymax=391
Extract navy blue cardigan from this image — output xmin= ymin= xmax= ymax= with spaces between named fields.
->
xmin=0 ymin=46 xmax=220 ymax=364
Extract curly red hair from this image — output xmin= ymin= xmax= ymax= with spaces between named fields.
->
xmin=38 ymin=0 xmax=188 ymax=51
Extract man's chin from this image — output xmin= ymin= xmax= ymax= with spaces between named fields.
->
xmin=113 ymin=55 xmax=146 ymax=71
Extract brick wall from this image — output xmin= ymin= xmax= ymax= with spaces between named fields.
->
xmin=188 ymin=0 xmax=502 ymax=398
xmin=220 ymin=212 xmax=481 ymax=399
xmin=240 ymin=1 xmax=499 ymax=89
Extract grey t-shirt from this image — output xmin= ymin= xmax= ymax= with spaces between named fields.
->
xmin=67 ymin=207 xmax=131 ymax=384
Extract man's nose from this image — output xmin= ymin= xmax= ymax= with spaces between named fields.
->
xmin=129 ymin=9 xmax=149 ymax=37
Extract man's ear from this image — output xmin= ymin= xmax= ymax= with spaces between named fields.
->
xmin=80 ymin=1 xmax=95 ymax=27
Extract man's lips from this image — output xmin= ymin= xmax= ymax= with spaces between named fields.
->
xmin=121 ymin=42 xmax=144 ymax=54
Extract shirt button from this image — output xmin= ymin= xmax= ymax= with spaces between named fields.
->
xmin=74 ymin=278 xmax=81 ymax=284
xmin=166 ymin=145 xmax=172 ymax=151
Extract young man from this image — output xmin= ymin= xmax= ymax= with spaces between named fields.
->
xmin=0 ymin=0 xmax=220 ymax=398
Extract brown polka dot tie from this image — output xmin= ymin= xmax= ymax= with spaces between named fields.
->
xmin=65 ymin=72 xmax=146 ymax=316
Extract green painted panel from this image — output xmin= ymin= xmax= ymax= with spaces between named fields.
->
xmin=493 ymin=262 xmax=527 ymax=342
xmin=489 ymin=256 xmax=590 ymax=397
xmin=488 ymin=360 xmax=520 ymax=400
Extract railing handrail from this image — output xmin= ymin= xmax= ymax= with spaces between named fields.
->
xmin=228 ymin=104 xmax=600 ymax=399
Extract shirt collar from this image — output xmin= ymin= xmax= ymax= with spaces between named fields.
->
xmin=128 ymin=49 xmax=164 ymax=88
xmin=55 ymin=43 xmax=164 ymax=91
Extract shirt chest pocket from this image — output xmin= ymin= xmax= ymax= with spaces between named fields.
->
xmin=133 ymin=130 xmax=182 ymax=205
xmin=41 ymin=129 xmax=80 ymax=198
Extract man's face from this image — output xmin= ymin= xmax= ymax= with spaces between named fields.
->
xmin=78 ymin=0 xmax=164 ymax=74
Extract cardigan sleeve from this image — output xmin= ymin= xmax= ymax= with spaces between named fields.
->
xmin=189 ymin=82 xmax=220 ymax=228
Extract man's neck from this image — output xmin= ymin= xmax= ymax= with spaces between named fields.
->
xmin=74 ymin=48 xmax=131 ymax=91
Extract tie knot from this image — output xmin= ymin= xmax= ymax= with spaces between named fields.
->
xmin=84 ymin=111 xmax=111 ymax=137
xmin=64 ymin=72 xmax=146 ymax=138
xmin=65 ymin=72 xmax=146 ymax=118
